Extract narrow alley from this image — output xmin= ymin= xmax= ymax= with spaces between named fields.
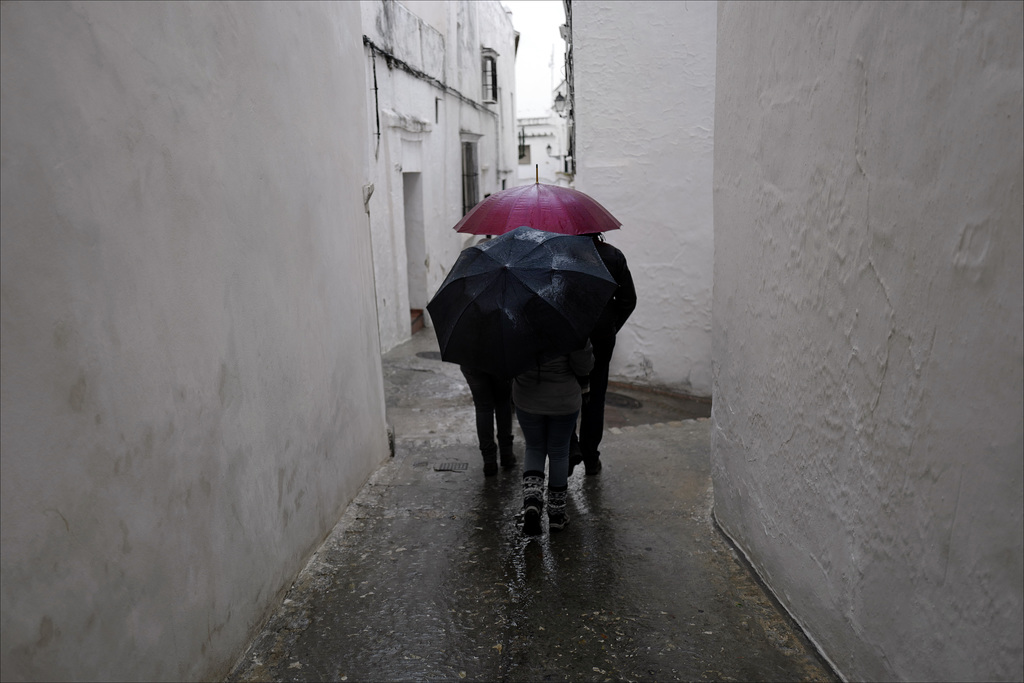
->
xmin=226 ymin=331 xmax=834 ymax=682
xmin=2 ymin=3 xmax=1020 ymax=681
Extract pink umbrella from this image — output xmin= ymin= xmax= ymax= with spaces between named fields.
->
xmin=453 ymin=182 xmax=622 ymax=236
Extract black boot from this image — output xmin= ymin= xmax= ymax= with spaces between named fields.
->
xmin=547 ymin=484 xmax=570 ymax=531
xmin=482 ymin=446 xmax=498 ymax=476
xmin=522 ymin=471 xmax=544 ymax=535
xmin=499 ymin=440 xmax=517 ymax=469
xmin=568 ymin=433 xmax=583 ymax=476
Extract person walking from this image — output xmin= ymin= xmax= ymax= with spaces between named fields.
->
xmin=455 ymin=233 xmax=517 ymax=476
xmin=570 ymin=234 xmax=637 ymax=476
xmin=514 ymin=342 xmax=594 ymax=535
xmin=460 ymin=366 xmax=516 ymax=476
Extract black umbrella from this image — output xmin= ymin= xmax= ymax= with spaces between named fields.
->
xmin=427 ymin=225 xmax=618 ymax=377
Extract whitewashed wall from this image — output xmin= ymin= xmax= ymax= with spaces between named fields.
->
xmin=0 ymin=2 xmax=388 ymax=680
xmin=573 ymin=1 xmax=716 ymax=397
xmin=712 ymin=2 xmax=1023 ymax=680
xmin=362 ymin=0 xmax=518 ymax=352
xmin=516 ymin=114 xmax=570 ymax=186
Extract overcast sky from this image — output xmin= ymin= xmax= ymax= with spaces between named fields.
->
xmin=503 ymin=1 xmax=566 ymax=117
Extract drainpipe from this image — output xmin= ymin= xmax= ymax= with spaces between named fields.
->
xmin=562 ymin=0 xmax=575 ymax=177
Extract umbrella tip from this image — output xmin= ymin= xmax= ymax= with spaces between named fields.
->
xmin=535 ymin=164 xmax=539 ymax=184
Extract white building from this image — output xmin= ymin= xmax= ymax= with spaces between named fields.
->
xmin=570 ymin=2 xmax=1022 ymax=680
xmin=361 ymin=0 xmax=519 ymax=352
xmin=0 ymin=3 xmax=520 ymax=679
xmin=516 ymin=114 xmax=571 ymax=187
xmin=712 ymin=3 xmax=1023 ymax=681
xmin=569 ymin=1 xmax=716 ymax=398
xmin=516 ymin=83 xmax=572 ymax=187
xmin=1 ymin=2 xmax=388 ymax=680
xmin=6 ymin=2 xmax=1016 ymax=682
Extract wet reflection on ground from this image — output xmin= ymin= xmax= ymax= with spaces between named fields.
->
xmin=226 ymin=332 xmax=834 ymax=682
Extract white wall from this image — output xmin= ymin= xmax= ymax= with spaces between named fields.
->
xmin=0 ymin=2 xmax=389 ymax=680
xmin=573 ymin=1 xmax=716 ymax=397
xmin=712 ymin=2 xmax=1023 ymax=680
xmin=362 ymin=0 xmax=518 ymax=352
xmin=516 ymin=114 xmax=570 ymax=186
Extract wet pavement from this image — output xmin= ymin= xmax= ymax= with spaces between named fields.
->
xmin=226 ymin=331 xmax=835 ymax=682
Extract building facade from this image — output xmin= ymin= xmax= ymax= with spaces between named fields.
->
xmin=569 ymin=1 xmax=717 ymax=398
xmin=516 ymin=82 xmax=572 ymax=187
xmin=1 ymin=2 xmax=388 ymax=680
xmin=569 ymin=1 xmax=1022 ymax=679
xmin=0 ymin=2 xmax=520 ymax=679
xmin=712 ymin=2 xmax=1023 ymax=680
xmin=516 ymin=121 xmax=571 ymax=187
xmin=361 ymin=0 xmax=519 ymax=352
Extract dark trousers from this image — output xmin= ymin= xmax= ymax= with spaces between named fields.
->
xmin=574 ymin=332 xmax=615 ymax=461
xmin=461 ymin=366 xmax=513 ymax=459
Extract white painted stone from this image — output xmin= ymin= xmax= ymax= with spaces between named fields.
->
xmin=362 ymin=1 xmax=519 ymax=352
xmin=573 ymin=1 xmax=717 ymax=397
xmin=0 ymin=2 xmax=387 ymax=680
xmin=712 ymin=2 xmax=1023 ymax=680
xmin=516 ymin=109 xmax=572 ymax=187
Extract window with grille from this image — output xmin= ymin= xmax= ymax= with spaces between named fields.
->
xmin=482 ymin=55 xmax=497 ymax=103
xmin=461 ymin=141 xmax=479 ymax=215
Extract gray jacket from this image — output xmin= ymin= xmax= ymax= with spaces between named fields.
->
xmin=512 ymin=342 xmax=594 ymax=415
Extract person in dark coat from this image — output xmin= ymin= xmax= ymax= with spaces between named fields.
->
xmin=570 ymin=233 xmax=637 ymax=476
xmin=460 ymin=365 xmax=516 ymax=476
xmin=458 ymin=233 xmax=517 ymax=476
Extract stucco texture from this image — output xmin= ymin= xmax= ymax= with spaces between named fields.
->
xmin=574 ymin=1 xmax=716 ymax=397
xmin=712 ymin=2 xmax=1023 ymax=681
xmin=1 ymin=2 xmax=388 ymax=680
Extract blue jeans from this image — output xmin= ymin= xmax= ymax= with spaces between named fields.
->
xmin=515 ymin=408 xmax=579 ymax=488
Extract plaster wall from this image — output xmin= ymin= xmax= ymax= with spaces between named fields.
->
xmin=712 ymin=2 xmax=1023 ymax=680
xmin=516 ymin=114 xmax=570 ymax=187
xmin=572 ymin=1 xmax=716 ymax=397
xmin=0 ymin=2 xmax=388 ymax=680
xmin=361 ymin=0 xmax=517 ymax=352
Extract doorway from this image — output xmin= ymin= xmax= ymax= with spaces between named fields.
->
xmin=403 ymin=172 xmax=426 ymax=334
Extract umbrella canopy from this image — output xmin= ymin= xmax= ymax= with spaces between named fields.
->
xmin=453 ymin=182 xmax=622 ymax=236
xmin=427 ymin=226 xmax=618 ymax=377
